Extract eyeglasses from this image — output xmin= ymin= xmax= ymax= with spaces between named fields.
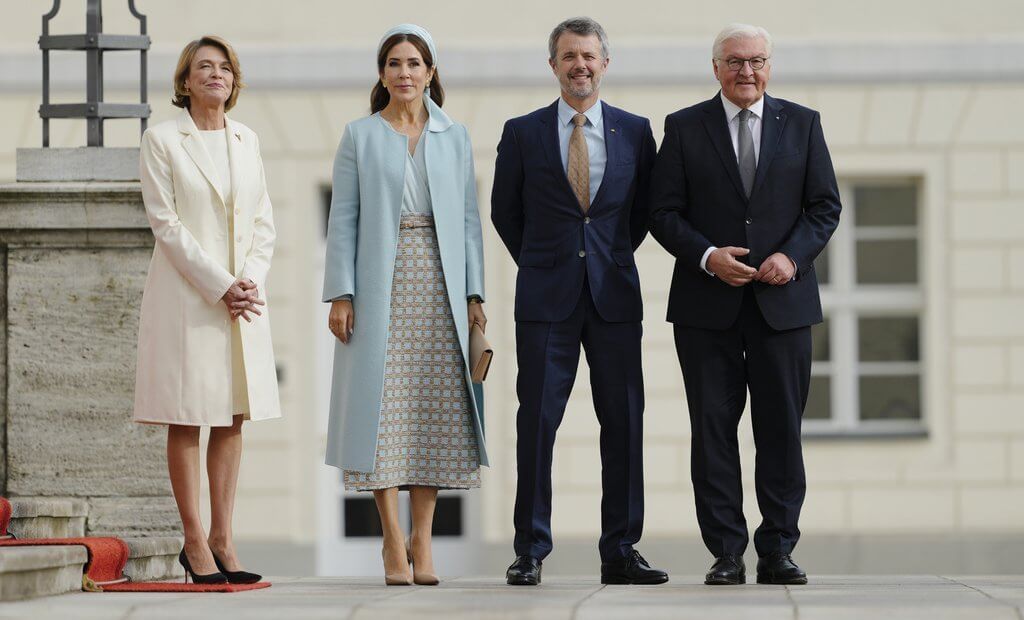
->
xmin=717 ymin=56 xmax=769 ymax=71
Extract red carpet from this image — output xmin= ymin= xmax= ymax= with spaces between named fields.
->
xmin=0 ymin=497 xmax=270 ymax=592
xmin=0 ymin=497 xmax=10 ymax=538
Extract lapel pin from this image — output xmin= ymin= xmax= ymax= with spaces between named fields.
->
xmin=610 ymin=128 xmax=616 ymax=133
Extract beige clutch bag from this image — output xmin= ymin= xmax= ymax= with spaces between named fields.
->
xmin=469 ymin=323 xmax=493 ymax=383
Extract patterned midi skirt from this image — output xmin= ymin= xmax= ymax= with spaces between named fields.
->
xmin=343 ymin=214 xmax=481 ymax=491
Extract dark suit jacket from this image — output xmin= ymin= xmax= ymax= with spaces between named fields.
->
xmin=649 ymin=93 xmax=841 ymax=331
xmin=491 ymin=100 xmax=657 ymax=323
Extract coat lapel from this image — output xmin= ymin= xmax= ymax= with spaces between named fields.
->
xmin=539 ymin=100 xmax=577 ymax=200
xmin=177 ymin=110 xmax=226 ymax=207
xmin=225 ymin=118 xmax=245 ymax=207
xmin=751 ymin=94 xmax=787 ymax=200
xmin=700 ymin=95 xmax=748 ymax=203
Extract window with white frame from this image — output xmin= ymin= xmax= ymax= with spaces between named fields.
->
xmin=804 ymin=180 xmax=925 ymax=436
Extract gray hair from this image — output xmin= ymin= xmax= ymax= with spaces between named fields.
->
xmin=712 ymin=23 xmax=773 ymax=60
xmin=548 ymin=17 xmax=610 ymax=60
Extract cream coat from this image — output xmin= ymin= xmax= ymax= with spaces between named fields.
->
xmin=133 ymin=110 xmax=281 ymax=426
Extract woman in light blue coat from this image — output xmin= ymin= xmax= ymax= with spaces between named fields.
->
xmin=323 ymin=24 xmax=487 ymax=586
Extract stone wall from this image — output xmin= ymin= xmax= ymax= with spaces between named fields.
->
xmin=0 ymin=182 xmax=178 ymax=535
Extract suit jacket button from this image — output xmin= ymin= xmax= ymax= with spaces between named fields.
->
xmin=745 ymin=217 xmax=753 ymax=225
xmin=578 ymin=250 xmax=586 ymax=258
xmin=584 ymin=217 xmax=591 ymax=224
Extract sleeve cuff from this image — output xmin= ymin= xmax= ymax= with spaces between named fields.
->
xmin=700 ymin=246 xmax=717 ymax=277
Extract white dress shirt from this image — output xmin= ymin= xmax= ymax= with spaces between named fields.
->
xmin=699 ymin=94 xmax=770 ymax=277
xmin=557 ymin=97 xmax=606 ymax=206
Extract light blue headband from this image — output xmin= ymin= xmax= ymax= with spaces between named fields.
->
xmin=377 ymin=23 xmax=438 ymax=66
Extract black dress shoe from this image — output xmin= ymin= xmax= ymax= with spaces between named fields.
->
xmin=601 ymin=550 xmax=669 ymax=585
xmin=756 ymin=552 xmax=807 ymax=585
xmin=506 ymin=555 xmax=542 ymax=586
xmin=704 ymin=555 xmax=746 ymax=585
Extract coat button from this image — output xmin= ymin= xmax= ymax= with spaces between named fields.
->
xmin=745 ymin=217 xmax=753 ymax=225
xmin=237 ymin=235 xmax=243 ymax=242
xmin=584 ymin=217 xmax=591 ymax=224
xmin=235 ymin=208 xmax=240 ymax=215
xmin=578 ymin=250 xmax=586 ymax=258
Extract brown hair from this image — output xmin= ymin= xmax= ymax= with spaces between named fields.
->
xmin=171 ymin=35 xmax=245 ymax=111
xmin=371 ymin=34 xmax=444 ymax=114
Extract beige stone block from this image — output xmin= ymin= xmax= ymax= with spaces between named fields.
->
xmin=950 ymin=150 xmax=1004 ymax=195
xmin=951 ymin=248 xmax=1004 ymax=292
xmin=813 ymin=87 xmax=868 ymax=147
xmin=953 ymin=345 xmax=1007 ymax=386
xmin=799 ymin=487 xmax=849 ymax=532
xmin=232 ymin=494 xmax=296 ymax=539
xmin=1008 ymin=150 xmax=1024 ymax=194
xmin=560 ymin=395 xmax=601 ymax=439
xmin=951 ymin=199 xmax=1024 ymax=242
xmin=914 ymin=86 xmax=972 ymax=146
xmin=644 ymin=442 xmax=681 ymax=487
xmin=644 ymin=396 xmax=690 ymax=441
xmin=953 ymin=297 xmax=1024 ymax=339
xmin=953 ymin=439 xmax=1009 ymax=481
xmin=318 ymin=91 xmax=374 ymax=148
xmin=954 ymin=393 xmax=1024 ymax=434
xmin=849 ymin=487 xmax=955 ymax=531
xmin=238 ymin=445 xmax=296 ymax=491
xmin=563 ymin=441 xmax=602 ymax=489
xmin=864 ymin=87 xmax=918 ymax=146
xmin=804 ymin=442 xmax=914 ymax=484
xmin=550 ymin=491 xmax=602 ymax=536
xmin=642 ymin=489 xmax=698 ymax=535
xmin=1009 ymin=248 xmax=1024 ymax=290
xmin=960 ymin=486 xmax=1024 ymax=529
xmin=1009 ymin=440 xmax=1024 ymax=481
xmin=956 ymin=87 xmax=1024 ymax=145
xmin=1011 ymin=346 xmax=1024 ymax=387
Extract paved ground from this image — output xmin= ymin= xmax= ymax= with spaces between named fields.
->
xmin=2 ymin=575 xmax=1023 ymax=619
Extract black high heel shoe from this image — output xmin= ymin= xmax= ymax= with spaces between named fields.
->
xmin=178 ymin=549 xmax=227 ymax=584
xmin=211 ymin=551 xmax=262 ymax=584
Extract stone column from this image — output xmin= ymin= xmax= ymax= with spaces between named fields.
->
xmin=0 ymin=151 xmax=179 ymax=537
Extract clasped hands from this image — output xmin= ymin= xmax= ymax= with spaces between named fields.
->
xmin=707 ymin=247 xmax=795 ymax=287
xmin=221 ymin=278 xmax=265 ymax=322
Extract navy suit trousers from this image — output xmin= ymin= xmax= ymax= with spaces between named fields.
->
xmin=513 ymin=281 xmax=645 ymax=563
xmin=673 ymin=286 xmax=810 ymax=558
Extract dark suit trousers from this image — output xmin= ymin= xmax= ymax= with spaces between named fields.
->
xmin=513 ymin=281 xmax=645 ymax=563
xmin=673 ymin=286 xmax=810 ymax=558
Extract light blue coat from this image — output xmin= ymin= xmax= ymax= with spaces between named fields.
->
xmin=322 ymin=98 xmax=487 ymax=473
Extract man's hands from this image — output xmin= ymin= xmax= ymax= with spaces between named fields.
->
xmin=755 ymin=252 xmax=796 ymax=286
xmin=707 ymin=247 xmax=794 ymax=287
xmin=329 ymin=299 xmax=354 ymax=344
xmin=221 ymin=278 xmax=265 ymax=322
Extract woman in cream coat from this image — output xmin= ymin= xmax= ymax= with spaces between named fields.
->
xmin=134 ymin=35 xmax=279 ymax=585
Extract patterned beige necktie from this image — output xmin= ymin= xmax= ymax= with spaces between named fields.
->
xmin=568 ymin=113 xmax=590 ymax=213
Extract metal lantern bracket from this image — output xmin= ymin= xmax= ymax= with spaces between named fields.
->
xmin=39 ymin=0 xmax=150 ymax=147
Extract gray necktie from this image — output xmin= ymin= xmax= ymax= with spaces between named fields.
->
xmin=737 ymin=108 xmax=755 ymax=198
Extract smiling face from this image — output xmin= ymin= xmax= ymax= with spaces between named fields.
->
xmin=713 ymin=35 xmax=771 ymax=109
xmin=549 ymin=32 xmax=608 ymax=102
xmin=183 ymin=45 xmax=234 ymax=111
xmin=380 ymin=41 xmax=435 ymax=105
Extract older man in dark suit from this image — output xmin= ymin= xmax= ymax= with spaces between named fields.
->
xmin=650 ymin=23 xmax=841 ymax=585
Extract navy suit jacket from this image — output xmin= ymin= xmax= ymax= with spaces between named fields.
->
xmin=491 ymin=100 xmax=657 ymax=323
xmin=649 ymin=93 xmax=841 ymax=331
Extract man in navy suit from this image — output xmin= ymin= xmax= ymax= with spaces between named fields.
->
xmin=650 ymin=24 xmax=841 ymax=586
xmin=492 ymin=17 xmax=667 ymax=586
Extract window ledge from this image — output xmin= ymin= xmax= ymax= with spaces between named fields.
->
xmin=802 ymin=425 xmax=929 ymax=440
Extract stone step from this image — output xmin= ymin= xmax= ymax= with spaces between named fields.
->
xmin=122 ymin=536 xmax=184 ymax=582
xmin=0 ymin=545 xmax=87 ymax=602
xmin=7 ymin=497 xmax=88 ymax=539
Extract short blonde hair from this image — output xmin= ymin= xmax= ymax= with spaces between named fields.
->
xmin=171 ymin=35 xmax=245 ymax=111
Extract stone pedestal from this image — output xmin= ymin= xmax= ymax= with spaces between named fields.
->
xmin=0 ymin=179 xmax=179 ymax=536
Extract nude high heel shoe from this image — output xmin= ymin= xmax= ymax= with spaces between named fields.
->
xmin=382 ymin=544 xmax=413 ymax=586
xmin=407 ymin=537 xmax=440 ymax=586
